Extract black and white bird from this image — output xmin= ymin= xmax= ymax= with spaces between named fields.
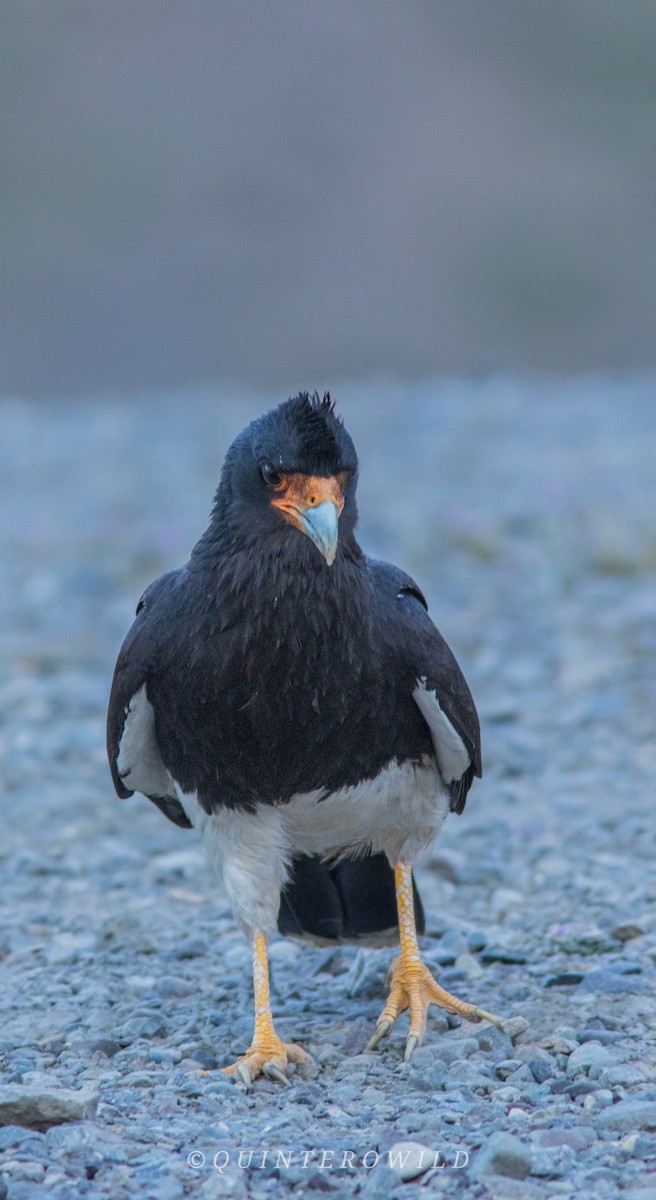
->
xmin=107 ymin=393 xmax=499 ymax=1086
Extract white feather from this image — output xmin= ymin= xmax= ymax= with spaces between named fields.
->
xmin=413 ymin=677 xmax=470 ymax=784
xmin=117 ymin=683 xmax=173 ymax=798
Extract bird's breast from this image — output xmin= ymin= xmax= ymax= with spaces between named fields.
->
xmin=153 ymin=567 xmax=432 ymax=812
xmin=280 ymin=755 xmax=450 ymax=864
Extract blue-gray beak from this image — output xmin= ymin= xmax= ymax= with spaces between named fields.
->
xmin=299 ymin=500 xmax=339 ymax=566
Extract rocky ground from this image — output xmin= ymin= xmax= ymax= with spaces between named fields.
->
xmin=0 ymin=378 xmax=655 ymax=1199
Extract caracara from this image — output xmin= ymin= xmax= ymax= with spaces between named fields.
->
xmin=107 ymin=393 xmax=498 ymax=1086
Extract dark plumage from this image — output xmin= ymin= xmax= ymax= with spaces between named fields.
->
xmin=107 ymin=392 xmax=491 ymax=1084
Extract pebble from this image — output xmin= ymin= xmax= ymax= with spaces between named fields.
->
xmin=611 ymin=921 xmax=647 ymax=942
xmin=537 ymin=1127 xmax=596 ymax=1152
xmin=566 ymin=1042 xmax=614 ymax=1077
xmin=600 ymin=1064 xmax=646 ymax=1088
xmin=544 ymin=972 xmax=585 ymax=988
xmin=596 ymin=1101 xmax=656 ymax=1133
xmin=504 ymin=1017 xmax=530 ymax=1043
xmin=579 ymin=969 xmax=648 ymax=994
xmin=578 ymin=1027 xmax=625 ymax=1045
xmin=529 ymin=1060 xmax=553 ymax=1084
xmin=479 ymin=945 xmax=528 ymax=965
xmin=530 ymin=1143 xmax=578 ymax=1179
xmin=472 ymin=1131 xmax=532 ymax=1179
xmin=386 ymin=1141 xmax=434 ymax=1180
xmin=0 ymin=1085 xmax=98 ymax=1132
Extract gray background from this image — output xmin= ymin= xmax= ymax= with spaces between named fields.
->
xmin=3 ymin=0 xmax=656 ymax=397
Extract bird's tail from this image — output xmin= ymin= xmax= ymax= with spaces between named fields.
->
xmin=277 ymin=852 xmax=425 ymax=946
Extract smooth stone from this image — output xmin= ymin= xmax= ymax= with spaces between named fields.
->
xmin=173 ymin=937 xmax=209 ymax=959
xmin=0 ymin=1127 xmax=44 ymax=1150
xmin=0 ymin=1085 xmax=98 ymax=1131
xmin=0 ymin=1161 xmax=46 ymax=1182
xmin=118 ymin=1015 xmax=167 ymax=1040
xmin=629 ymin=1142 xmax=656 ymax=1166
xmin=578 ymin=1028 xmax=625 ymax=1045
xmin=580 ymin=1167 xmax=626 ymax=1187
xmin=544 ymin=972 xmax=585 ymax=988
xmin=490 ymin=1086 xmax=522 ymax=1104
xmin=566 ymin=1042 xmax=614 ymax=1077
xmin=537 ymin=1127 xmax=597 ymax=1152
xmin=531 ymin=1144 xmax=580 ymax=1179
xmin=472 ymin=1131 xmax=531 ymax=1179
xmin=360 ymin=1164 xmax=402 ymax=1199
xmin=495 ymin=1060 xmax=523 ymax=1080
xmin=505 ymin=1065 xmax=535 ymax=1085
xmin=454 ymin=952 xmax=484 ymax=977
xmin=611 ymin=921 xmax=647 ymax=942
xmin=148 ymin=1048 xmax=181 ymax=1064
xmin=479 ymin=945 xmax=528 ymax=965
xmin=554 ymin=928 xmax=615 ymax=955
xmin=445 ymin=1037 xmax=480 ymax=1059
xmin=597 ymin=1101 xmax=656 ymax=1133
xmin=474 ymin=1026 xmax=514 ymax=1055
xmin=578 ymin=970 xmax=648 ymax=994
xmin=600 ymin=1065 xmax=646 ymax=1088
xmin=529 ymin=1060 xmax=553 ymax=1084
xmin=86 ymin=1038 xmax=121 ymax=1058
xmin=562 ymin=1080 xmax=602 ymax=1098
xmin=387 ymin=1140 xmax=434 ymax=1181
xmin=513 ymin=1045 xmax=553 ymax=1064
xmin=505 ymin=1016 xmax=530 ymax=1043
xmin=542 ymin=1036 xmax=578 ymax=1054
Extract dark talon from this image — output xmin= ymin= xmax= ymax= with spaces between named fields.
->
xmin=264 ymin=1062 xmax=290 ymax=1085
xmin=473 ymin=1007 xmax=504 ymax=1030
xmin=404 ymin=1034 xmax=419 ymax=1062
xmin=234 ymin=1063 xmax=252 ymax=1089
xmin=367 ymin=1018 xmax=393 ymax=1051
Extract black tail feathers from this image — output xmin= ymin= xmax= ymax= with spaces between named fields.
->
xmin=277 ymin=852 xmax=425 ymax=944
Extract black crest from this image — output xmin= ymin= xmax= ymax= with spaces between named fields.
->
xmin=278 ymin=391 xmax=343 ymax=471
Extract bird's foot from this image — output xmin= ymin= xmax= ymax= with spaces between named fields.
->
xmin=368 ymin=952 xmax=503 ymax=1061
xmin=222 ymin=1035 xmax=308 ymax=1088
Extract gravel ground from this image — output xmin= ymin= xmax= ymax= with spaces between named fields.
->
xmin=1 ymin=378 xmax=655 ymax=1199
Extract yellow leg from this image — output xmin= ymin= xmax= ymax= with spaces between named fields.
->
xmin=368 ymin=863 xmax=503 ymax=1061
xmin=222 ymin=933 xmax=308 ymax=1086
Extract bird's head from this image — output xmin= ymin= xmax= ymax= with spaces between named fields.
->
xmin=213 ymin=392 xmax=358 ymax=567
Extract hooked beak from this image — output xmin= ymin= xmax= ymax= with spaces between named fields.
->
xmin=271 ymin=474 xmax=345 ymax=566
xmin=298 ymin=500 xmax=339 ymax=566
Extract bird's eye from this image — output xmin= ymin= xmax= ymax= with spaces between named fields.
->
xmin=260 ymin=460 xmax=283 ymax=488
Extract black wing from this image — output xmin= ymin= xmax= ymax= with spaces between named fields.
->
xmin=106 ymin=570 xmax=192 ymax=829
xmin=368 ymin=558 xmax=481 ymax=814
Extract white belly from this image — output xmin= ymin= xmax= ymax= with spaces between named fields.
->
xmin=281 ymin=755 xmax=450 ymax=863
xmin=175 ymin=756 xmax=449 ymax=937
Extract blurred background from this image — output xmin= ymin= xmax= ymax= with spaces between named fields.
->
xmin=2 ymin=0 xmax=656 ymax=399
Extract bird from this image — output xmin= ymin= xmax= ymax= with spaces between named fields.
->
xmin=107 ymin=392 xmax=500 ymax=1087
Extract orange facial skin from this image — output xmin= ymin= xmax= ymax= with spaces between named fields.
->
xmin=270 ymin=473 xmax=347 ymax=531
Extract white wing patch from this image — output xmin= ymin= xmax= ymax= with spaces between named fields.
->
xmin=413 ymin=677 xmax=470 ymax=784
xmin=116 ymin=683 xmax=173 ymax=798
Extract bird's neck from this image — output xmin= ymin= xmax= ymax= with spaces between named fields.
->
xmin=190 ymin=525 xmax=369 ymax=636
